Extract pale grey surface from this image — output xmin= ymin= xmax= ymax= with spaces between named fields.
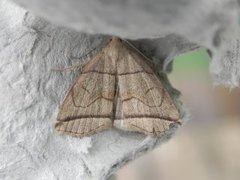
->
xmin=210 ymin=26 xmax=240 ymax=87
xmin=10 ymin=0 xmax=238 ymax=43
xmin=1 ymin=0 xmax=240 ymax=180
xmin=0 ymin=1 xmax=191 ymax=179
xmin=11 ymin=0 xmax=240 ymax=87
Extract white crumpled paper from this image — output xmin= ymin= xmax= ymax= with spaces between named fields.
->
xmin=1 ymin=0 xmax=239 ymax=179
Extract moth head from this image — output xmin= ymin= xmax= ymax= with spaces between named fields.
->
xmin=111 ymin=36 xmax=122 ymax=43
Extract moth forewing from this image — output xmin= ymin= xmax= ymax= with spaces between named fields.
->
xmin=113 ymin=40 xmax=180 ymax=135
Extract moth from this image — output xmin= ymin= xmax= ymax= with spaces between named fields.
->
xmin=55 ymin=37 xmax=181 ymax=138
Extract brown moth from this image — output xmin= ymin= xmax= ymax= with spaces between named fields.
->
xmin=55 ymin=37 xmax=181 ymax=138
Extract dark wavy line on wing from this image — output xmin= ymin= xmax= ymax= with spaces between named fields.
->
xmin=58 ymin=114 xmax=180 ymax=123
xmin=71 ymin=93 xmax=114 ymax=108
xmin=118 ymin=71 xmax=153 ymax=76
xmin=81 ymin=70 xmax=115 ymax=75
xmin=121 ymin=88 xmax=165 ymax=107
xmin=57 ymin=115 xmax=112 ymax=122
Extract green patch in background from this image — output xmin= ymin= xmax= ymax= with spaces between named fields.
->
xmin=170 ymin=48 xmax=211 ymax=80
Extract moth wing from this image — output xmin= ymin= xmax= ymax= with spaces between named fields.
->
xmin=55 ymin=52 xmax=115 ymax=137
xmin=114 ymin=43 xmax=180 ymax=136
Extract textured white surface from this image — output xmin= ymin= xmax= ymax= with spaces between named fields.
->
xmin=11 ymin=0 xmax=238 ymax=44
xmin=11 ymin=0 xmax=240 ymax=87
xmin=1 ymin=0 xmax=240 ymax=180
xmin=0 ymin=1 xmax=193 ymax=179
xmin=210 ymin=26 xmax=240 ymax=87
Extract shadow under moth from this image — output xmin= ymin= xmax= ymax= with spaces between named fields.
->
xmin=55 ymin=37 xmax=181 ymax=138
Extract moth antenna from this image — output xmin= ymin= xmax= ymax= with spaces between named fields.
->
xmin=50 ymin=63 xmax=84 ymax=72
xmin=51 ymin=38 xmax=110 ymax=72
xmin=122 ymin=38 xmax=154 ymax=64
